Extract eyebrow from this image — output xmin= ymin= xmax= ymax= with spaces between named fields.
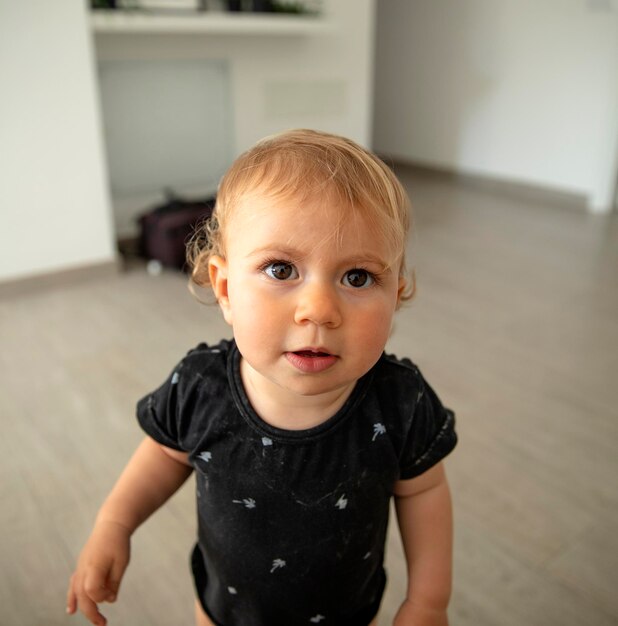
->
xmin=246 ymin=245 xmax=302 ymax=260
xmin=247 ymin=245 xmax=393 ymax=271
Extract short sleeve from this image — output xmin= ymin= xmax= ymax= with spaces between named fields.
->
xmin=398 ymin=375 xmax=457 ymax=480
xmin=136 ymin=341 xmax=233 ymax=452
xmin=136 ymin=364 xmax=185 ymax=451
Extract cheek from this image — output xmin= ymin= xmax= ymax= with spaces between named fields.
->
xmin=348 ymin=299 xmax=396 ymax=347
xmin=228 ymin=281 xmax=287 ymax=337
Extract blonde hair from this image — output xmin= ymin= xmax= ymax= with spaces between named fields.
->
xmin=188 ymin=129 xmax=415 ymax=302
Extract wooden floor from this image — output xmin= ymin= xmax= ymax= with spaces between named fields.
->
xmin=1 ymin=169 xmax=617 ymax=626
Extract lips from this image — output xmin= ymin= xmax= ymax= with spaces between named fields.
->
xmin=294 ymin=350 xmax=331 ymax=358
xmin=285 ymin=348 xmax=338 ymax=373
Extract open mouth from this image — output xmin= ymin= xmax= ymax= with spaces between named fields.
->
xmin=285 ymin=349 xmax=338 ymax=373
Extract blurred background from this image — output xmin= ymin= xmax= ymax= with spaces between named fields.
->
xmin=1 ymin=1 xmax=617 ymax=625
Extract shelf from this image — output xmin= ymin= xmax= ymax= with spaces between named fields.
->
xmin=90 ymin=10 xmax=327 ymax=35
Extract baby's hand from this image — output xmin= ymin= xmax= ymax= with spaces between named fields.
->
xmin=66 ymin=520 xmax=131 ymax=626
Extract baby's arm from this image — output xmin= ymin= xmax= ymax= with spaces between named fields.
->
xmin=66 ymin=436 xmax=193 ymax=626
xmin=392 ymin=462 xmax=453 ymax=626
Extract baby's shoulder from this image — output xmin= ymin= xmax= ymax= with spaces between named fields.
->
xmin=183 ymin=339 xmax=232 ymax=363
xmin=377 ymin=351 xmax=423 ymax=383
xmin=369 ymin=352 xmax=427 ymax=412
xmin=172 ymin=339 xmax=233 ymax=385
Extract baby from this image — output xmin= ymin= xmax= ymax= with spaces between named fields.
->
xmin=67 ymin=129 xmax=457 ymax=626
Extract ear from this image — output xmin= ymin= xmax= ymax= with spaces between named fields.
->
xmin=208 ymin=255 xmax=233 ymax=325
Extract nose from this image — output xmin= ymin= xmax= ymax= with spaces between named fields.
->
xmin=294 ymin=280 xmax=342 ymax=328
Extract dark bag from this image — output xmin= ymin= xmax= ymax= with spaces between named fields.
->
xmin=138 ymin=189 xmax=215 ymax=271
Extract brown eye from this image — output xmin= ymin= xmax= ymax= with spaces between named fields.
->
xmin=264 ymin=262 xmax=297 ymax=280
xmin=343 ymin=269 xmax=373 ymax=288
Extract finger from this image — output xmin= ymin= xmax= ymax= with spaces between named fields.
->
xmin=76 ymin=590 xmax=108 ymax=626
xmin=66 ymin=574 xmax=77 ymax=615
xmin=84 ymin=565 xmax=113 ymax=603
xmin=105 ymin=552 xmax=129 ymax=602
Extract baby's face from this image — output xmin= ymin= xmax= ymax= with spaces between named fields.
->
xmin=209 ymin=192 xmax=404 ymax=407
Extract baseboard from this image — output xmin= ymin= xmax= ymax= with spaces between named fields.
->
xmin=388 ymin=159 xmax=589 ymax=212
xmin=0 ymin=258 xmax=120 ymax=299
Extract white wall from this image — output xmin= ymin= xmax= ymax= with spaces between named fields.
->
xmin=373 ymin=0 xmax=618 ymax=213
xmin=231 ymin=0 xmax=376 ymax=152
xmin=98 ymin=58 xmax=233 ymax=235
xmin=0 ymin=0 xmax=117 ymax=283
xmin=95 ymin=0 xmax=376 ymax=236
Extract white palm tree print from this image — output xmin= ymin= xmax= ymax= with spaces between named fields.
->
xmin=233 ymin=498 xmax=256 ymax=509
xmin=270 ymin=558 xmax=286 ymax=573
xmin=372 ymin=423 xmax=386 ymax=441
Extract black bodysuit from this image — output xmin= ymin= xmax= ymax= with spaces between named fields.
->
xmin=137 ymin=340 xmax=456 ymax=626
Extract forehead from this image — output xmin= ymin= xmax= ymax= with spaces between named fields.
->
xmin=236 ymin=190 xmax=344 ymax=226
xmin=226 ymin=190 xmax=394 ymax=258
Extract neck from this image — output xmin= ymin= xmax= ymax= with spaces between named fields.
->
xmin=240 ymin=358 xmax=355 ymax=431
